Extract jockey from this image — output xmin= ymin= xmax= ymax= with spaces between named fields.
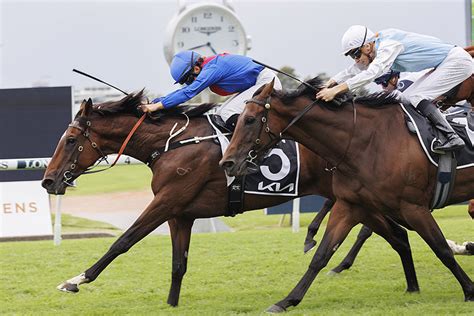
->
xmin=317 ymin=25 xmax=472 ymax=152
xmin=141 ymin=50 xmax=282 ymax=130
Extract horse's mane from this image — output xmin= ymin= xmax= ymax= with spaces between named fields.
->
xmin=76 ymin=89 xmax=218 ymax=120
xmin=354 ymin=91 xmax=401 ymax=107
xmin=263 ymin=76 xmax=400 ymax=109
xmin=265 ymin=76 xmax=351 ymax=109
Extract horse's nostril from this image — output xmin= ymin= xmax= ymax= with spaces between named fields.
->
xmin=220 ymin=160 xmax=235 ymax=170
xmin=41 ymin=179 xmax=54 ymax=189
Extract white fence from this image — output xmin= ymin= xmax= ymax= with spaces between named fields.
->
xmin=0 ymin=155 xmax=142 ymax=245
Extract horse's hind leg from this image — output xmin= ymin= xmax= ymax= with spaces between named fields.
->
xmin=57 ymin=199 xmax=172 ymax=293
xmin=167 ymin=217 xmax=194 ymax=307
xmin=404 ymin=208 xmax=473 ymax=301
xmin=268 ymin=202 xmax=359 ymax=313
xmin=468 ymin=200 xmax=474 ymax=219
xmin=329 ymin=225 xmax=373 ymax=274
xmin=304 ymin=199 xmax=334 ymax=253
xmin=361 ymin=214 xmax=419 ymax=293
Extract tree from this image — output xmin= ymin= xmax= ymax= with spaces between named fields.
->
xmin=277 ymin=66 xmax=301 ymax=90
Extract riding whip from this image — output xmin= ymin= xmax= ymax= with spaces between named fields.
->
xmin=251 ymin=59 xmax=318 ymax=92
xmin=72 ymin=69 xmax=129 ymax=95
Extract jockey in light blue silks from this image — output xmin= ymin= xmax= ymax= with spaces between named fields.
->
xmin=141 ymin=51 xmax=282 ymax=130
xmin=317 ymin=25 xmax=473 ymax=152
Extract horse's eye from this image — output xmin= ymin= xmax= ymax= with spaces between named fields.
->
xmin=245 ymin=116 xmax=256 ymax=125
xmin=66 ymin=137 xmax=76 ymax=145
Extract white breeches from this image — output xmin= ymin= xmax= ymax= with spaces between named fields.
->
xmin=216 ymin=68 xmax=282 ymax=122
xmin=402 ymin=46 xmax=473 ymax=107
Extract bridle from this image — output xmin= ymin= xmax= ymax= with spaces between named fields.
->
xmin=62 ymin=113 xmax=146 ymax=185
xmin=244 ymin=95 xmax=357 ymax=172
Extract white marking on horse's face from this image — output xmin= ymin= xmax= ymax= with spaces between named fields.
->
xmin=66 ymin=272 xmax=87 ymax=285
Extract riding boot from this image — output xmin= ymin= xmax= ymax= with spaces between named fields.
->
xmin=417 ymin=100 xmax=465 ymax=152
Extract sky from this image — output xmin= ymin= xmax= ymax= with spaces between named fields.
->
xmin=0 ymin=0 xmax=471 ymax=96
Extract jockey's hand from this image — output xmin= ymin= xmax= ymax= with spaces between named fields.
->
xmin=140 ymin=102 xmax=165 ymax=113
xmin=324 ymin=79 xmax=338 ymax=88
xmin=316 ymin=83 xmax=349 ymax=102
xmin=316 ymin=87 xmax=339 ymax=102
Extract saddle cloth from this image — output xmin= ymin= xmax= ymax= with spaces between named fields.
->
xmin=401 ymin=104 xmax=474 ymax=169
xmin=207 ymin=115 xmax=301 ymax=196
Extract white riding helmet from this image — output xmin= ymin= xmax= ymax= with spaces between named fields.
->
xmin=341 ymin=25 xmax=374 ymax=55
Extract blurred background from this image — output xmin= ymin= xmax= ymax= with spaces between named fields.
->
xmin=0 ymin=0 xmax=471 ymax=108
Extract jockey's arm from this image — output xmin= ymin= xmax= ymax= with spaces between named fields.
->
xmin=345 ymin=40 xmax=403 ymax=91
xmin=318 ymin=40 xmax=403 ymax=102
xmin=330 ymin=63 xmax=363 ymax=86
xmin=142 ymin=65 xmax=221 ymax=112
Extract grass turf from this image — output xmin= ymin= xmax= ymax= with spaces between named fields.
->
xmin=1 ymin=205 xmax=472 ymax=315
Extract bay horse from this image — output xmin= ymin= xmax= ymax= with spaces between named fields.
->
xmin=41 ymin=93 xmax=420 ymax=307
xmin=220 ymin=78 xmax=474 ymax=312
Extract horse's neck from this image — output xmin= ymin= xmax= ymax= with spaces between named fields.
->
xmin=95 ymin=115 xmax=210 ymax=163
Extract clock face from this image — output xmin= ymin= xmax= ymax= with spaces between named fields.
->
xmin=171 ymin=5 xmax=247 ymax=58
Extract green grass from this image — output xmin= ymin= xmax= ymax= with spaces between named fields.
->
xmin=66 ymin=164 xmax=152 ymax=196
xmin=1 ymin=205 xmax=473 ymax=315
xmin=53 ymin=213 xmax=120 ymax=234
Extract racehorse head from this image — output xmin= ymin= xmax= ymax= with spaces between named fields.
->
xmin=220 ymin=79 xmax=286 ymax=175
xmin=41 ymin=92 xmax=144 ymax=194
xmin=220 ymin=77 xmax=329 ymax=176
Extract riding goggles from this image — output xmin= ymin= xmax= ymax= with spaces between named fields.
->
xmin=176 ymin=51 xmax=198 ymax=85
xmin=178 ymin=69 xmax=197 ymax=85
xmin=345 ymin=26 xmax=368 ymax=60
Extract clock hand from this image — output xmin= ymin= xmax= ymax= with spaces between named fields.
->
xmin=206 ymin=42 xmax=217 ymax=55
xmin=186 ymin=43 xmax=209 ymax=51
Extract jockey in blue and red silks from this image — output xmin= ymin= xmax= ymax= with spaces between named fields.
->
xmin=317 ymin=25 xmax=473 ymax=152
xmin=141 ymin=51 xmax=282 ymax=130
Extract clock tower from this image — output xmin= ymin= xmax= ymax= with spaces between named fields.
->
xmin=163 ymin=0 xmax=251 ymax=65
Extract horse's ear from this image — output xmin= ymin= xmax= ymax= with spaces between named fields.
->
xmin=260 ymin=78 xmax=275 ymax=97
xmin=80 ymin=98 xmax=93 ymax=117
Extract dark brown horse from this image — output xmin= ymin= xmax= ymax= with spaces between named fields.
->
xmin=220 ymin=78 xmax=474 ymax=312
xmin=435 ymin=46 xmax=474 ymax=109
xmin=41 ymin=93 xmax=419 ymax=306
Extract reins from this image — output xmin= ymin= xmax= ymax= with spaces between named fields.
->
xmin=248 ymin=60 xmax=357 ymax=171
xmin=245 ymin=88 xmax=357 ymax=173
xmin=324 ymin=100 xmax=357 ymax=172
xmin=65 ymin=69 xmax=147 ymax=183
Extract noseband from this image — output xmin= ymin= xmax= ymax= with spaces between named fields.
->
xmin=62 ymin=114 xmax=146 ymax=185
xmin=244 ymin=96 xmax=357 ymax=172
xmin=63 ymin=119 xmax=109 ymax=185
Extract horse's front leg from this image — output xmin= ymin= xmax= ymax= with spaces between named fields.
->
xmin=268 ymin=201 xmax=359 ymax=313
xmin=403 ymin=206 xmax=474 ymax=301
xmin=329 ymin=225 xmax=373 ymax=274
xmin=57 ymin=197 xmax=173 ymax=293
xmin=167 ymin=217 xmax=194 ymax=307
xmin=303 ymin=199 xmax=334 ymax=253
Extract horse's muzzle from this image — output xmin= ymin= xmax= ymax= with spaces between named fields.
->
xmin=41 ymin=176 xmax=67 ymax=195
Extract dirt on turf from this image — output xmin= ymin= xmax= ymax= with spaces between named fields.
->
xmin=61 ymin=190 xmax=154 ymax=215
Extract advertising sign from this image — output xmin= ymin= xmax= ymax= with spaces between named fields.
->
xmin=0 ymin=181 xmax=52 ymax=237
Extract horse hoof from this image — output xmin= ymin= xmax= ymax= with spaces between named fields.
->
xmin=266 ymin=304 xmax=286 ymax=313
xmin=465 ymin=294 xmax=474 ymax=302
xmin=304 ymin=240 xmax=317 ymax=254
xmin=57 ymin=282 xmax=79 ymax=293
